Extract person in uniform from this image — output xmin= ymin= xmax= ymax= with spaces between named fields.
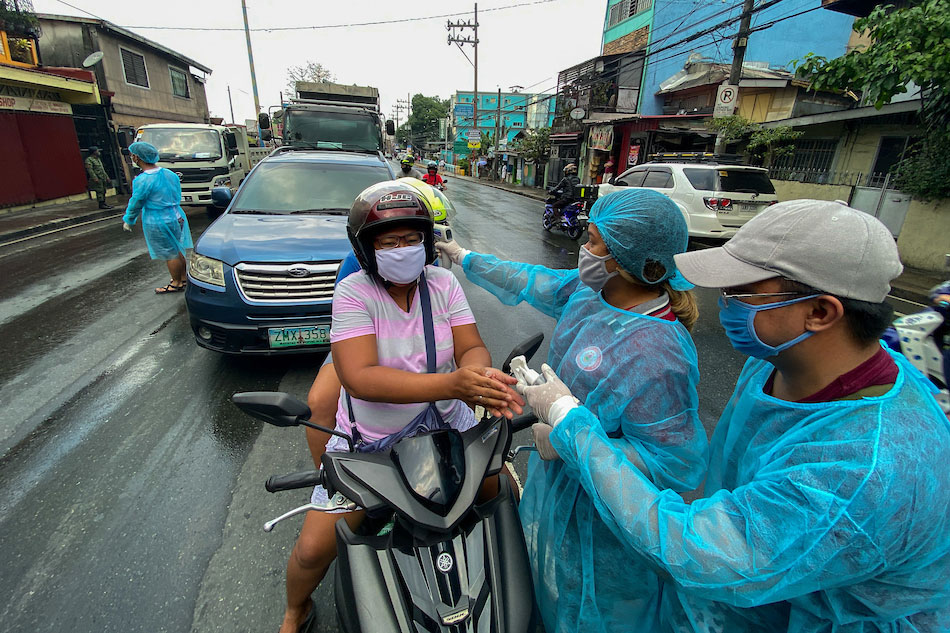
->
xmin=84 ymin=146 xmax=113 ymax=209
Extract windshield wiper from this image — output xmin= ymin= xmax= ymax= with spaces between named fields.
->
xmin=290 ymin=208 xmax=349 ymax=215
xmin=230 ymin=209 xmax=287 ymax=215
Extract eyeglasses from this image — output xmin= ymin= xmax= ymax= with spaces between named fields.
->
xmin=374 ymin=231 xmax=426 ymax=250
xmin=719 ymin=289 xmax=815 ymax=308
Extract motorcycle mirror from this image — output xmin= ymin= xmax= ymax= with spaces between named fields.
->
xmin=502 ymin=333 xmax=545 ymax=374
xmin=232 ymin=392 xmax=310 ymax=427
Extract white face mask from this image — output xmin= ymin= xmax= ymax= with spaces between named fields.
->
xmin=577 ymin=245 xmax=619 ymax=292
xmin=375 ymin=244 xmax=426 ymax=284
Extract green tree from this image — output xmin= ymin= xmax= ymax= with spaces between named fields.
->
xmin=397 ymin=94 xmax=449 ymax=149
xmin=285 ymin=61 xmax=334 ymax=97
xmin=706 ymin=115 xmax=802 ymax=165
xmin=706 ymin=115 xmax=757 ymax=145
xmin=511 ymin=127 xmax=551 ymax=163
xmin=794 ymin=0 xmax=950 ymax=199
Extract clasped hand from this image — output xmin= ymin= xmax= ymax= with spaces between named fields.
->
xmin=452 ymin=366 xmax=524 ymax=419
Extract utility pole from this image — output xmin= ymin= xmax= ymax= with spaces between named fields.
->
xmin=396 ymin=98 xmax=410 ymax=150
xmin=715 ymin=0 xmax=754 ymax=154
xmin=447 ymin=4 xmax=479 ymax=160
xmin=227 ymin=85 xmax=236 ymax=125
xmin=494 ymin=88 xmax=502 ymax=180
xmin=241 ymin=0 xmax=261 ymax=120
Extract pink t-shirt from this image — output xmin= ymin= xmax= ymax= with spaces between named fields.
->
xmin=329 ymin=266 xmax=477 ymax=446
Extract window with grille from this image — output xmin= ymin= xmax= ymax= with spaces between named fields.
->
xmin=608 ymin=0 xmax=651 ymax=27
xmin=772 ymin=139 xmax=837 ymax=171
xmin=169 ymin=67 xmax=190 ymax=98
xmin=120 ymin=47 xmax=149 ymax=88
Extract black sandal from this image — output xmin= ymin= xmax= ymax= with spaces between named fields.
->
xmin=155 ymin=282 xmax=185 ymax=294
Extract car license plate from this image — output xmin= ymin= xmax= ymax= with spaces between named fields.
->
xmin=268 ymin=325 xmax=330 ymax=349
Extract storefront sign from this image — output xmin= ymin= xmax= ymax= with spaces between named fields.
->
xmin=627 ymin=143 xmax=641 ymax=166
xmin=589 ymin=125 xmax=614 ymax=151
xmin=0 ymin=95 xmax=72 ymax=115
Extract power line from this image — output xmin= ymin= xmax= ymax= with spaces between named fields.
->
xmin=110 ymin=0 xmax=559 ymax=32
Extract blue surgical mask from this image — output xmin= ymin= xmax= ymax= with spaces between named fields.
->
xmin=577 ymin=246 xmax=619 ymax=292
xmin=375 ymin=244 xmax=426 ymax=284
xmin=718 ymin=294 xmax=820 ymax=359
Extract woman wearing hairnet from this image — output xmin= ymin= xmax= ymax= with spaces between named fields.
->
xmin=122 ymin=141 xmax=193 ymax=293
xmin=437 ymin=188 xmax=707 ymax=633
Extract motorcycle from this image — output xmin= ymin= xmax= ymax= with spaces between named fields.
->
xmin=884 ymin=307 xmax=950 ymax=416
xmin=232 ymin=335 xmax=545 ymax=633
xmin=542 ymin=196 xmax=588 ymax=241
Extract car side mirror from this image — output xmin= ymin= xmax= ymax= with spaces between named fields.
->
xmin=116 ymin=130 xmax=131 ymax=149
xmin=615 ymin=180 xmax=628 ymax=187
xmin=607 ymin=176 xmax=616 ymax=185
xmin=385 ymin=119 xmax=396 ymax=136
xmin=258 ymin=112 xmax=271 ymax=130
xmin=224 ymin=131 xmax=238 ymax=153
xmin=211 ymin=186 xmax=233 ymax=209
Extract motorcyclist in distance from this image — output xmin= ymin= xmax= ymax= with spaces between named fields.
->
xmin=400 ymin=156 xmax=423 ymax=179
xmin=421 ymin=161 xmax=445 ymax=190
xmin=549 ymin=163 xmax=580 ymax=219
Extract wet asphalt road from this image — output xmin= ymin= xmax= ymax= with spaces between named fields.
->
xmin=0 ymin=177 xmax=746 ymax=633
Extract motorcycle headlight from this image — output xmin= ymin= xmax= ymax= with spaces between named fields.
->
xmin=189 ymin=252 xmax=226 ymax=286
xmin=212 ymin=176 xmax=231 ymax=188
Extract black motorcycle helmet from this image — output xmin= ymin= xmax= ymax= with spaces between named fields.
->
xmin=348 ymin=181 xmax=436 ymax=277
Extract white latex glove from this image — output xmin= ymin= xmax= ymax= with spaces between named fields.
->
xmin=531 ymin=423 xmax=561 ymax=461
xmin=517 ymin=363 xmax=579 ymax=426
xmin=435 ymin=240 xmax=470 ymax=266
xmin=509 ymin=355 xmax=545 ymax=392
xmin=122 ymin=222 xmax=132 ymax=232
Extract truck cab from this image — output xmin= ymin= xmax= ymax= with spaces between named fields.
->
xmin=135 ymin=123 xmax=251 ymax=207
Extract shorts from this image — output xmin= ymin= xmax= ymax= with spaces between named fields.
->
xmin=310 ymin=403 xmax=478 ymax=512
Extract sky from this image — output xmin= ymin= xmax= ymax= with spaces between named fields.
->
xmin=32 ymin=0 xmax=608 ymax=124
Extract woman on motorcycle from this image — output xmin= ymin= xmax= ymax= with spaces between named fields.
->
xmin=278 ymin=181 xmax=522 ymax=633
xmin=437 ymin=188 xmax=707 ymax=633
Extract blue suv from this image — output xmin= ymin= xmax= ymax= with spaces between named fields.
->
xmin=185 ymin=149 xmax=395 ymax=354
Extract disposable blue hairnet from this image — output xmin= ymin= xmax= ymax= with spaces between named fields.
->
xmin=549 ymin=351 xmax=950 ymax=632
xmin=590 ymin=188 xmax=692 ymax=290
xmin=129 ymin=141 xmax=160 ymax=164
xmin=461 ymin=252 xmax=707 ymax=632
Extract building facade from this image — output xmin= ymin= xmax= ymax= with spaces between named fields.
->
xmin=36 ymin=13 xmax=211 ymax=131
xmin=447 ymin=90 xmax=554 ymax=164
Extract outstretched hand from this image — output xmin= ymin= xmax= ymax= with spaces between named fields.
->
xmin=452 ymin=366 xmax=524 ymax=419
xmin=435 ymin=240 xmax=471 ymax=266
xmin=517 ymin=363 xmax=579 ymax=426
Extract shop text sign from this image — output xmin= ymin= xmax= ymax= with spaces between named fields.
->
xmin=0 ymin=95 xmax=72 ymax=115
xmin=589 ymin=125 xmax=614 ymax=151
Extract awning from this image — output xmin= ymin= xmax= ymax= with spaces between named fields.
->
xmin=759 ymin=99 xmax=921 ymax=129
xmin=550 ymin=132 xmax=581 ymax=141
xmin=0 ymin=65 xmax=99 ymax=105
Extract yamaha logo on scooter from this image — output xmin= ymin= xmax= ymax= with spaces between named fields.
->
xmin=437 ymin=552 xmax=454 ymax=573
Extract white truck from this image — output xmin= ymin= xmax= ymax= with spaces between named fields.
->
xmin=134 ymin=123 xmax=270 ymax=207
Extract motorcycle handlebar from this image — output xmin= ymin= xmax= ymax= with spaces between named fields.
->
xmin=510 ymin=414 xmax=538 ymax=434
xmin=265 ymin=470 xmax=323 ymax=493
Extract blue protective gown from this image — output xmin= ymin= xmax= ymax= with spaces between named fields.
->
xmin=122 ymin=168 xmax=193 ymax=260
xmin=550 ymin=351 xmax=950 ymax=633
xmin=461 ymin=252 xmax=707 ymax=633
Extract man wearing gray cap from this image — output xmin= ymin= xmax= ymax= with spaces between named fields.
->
xmin=520 ymin=200 xmax=950 ymax=632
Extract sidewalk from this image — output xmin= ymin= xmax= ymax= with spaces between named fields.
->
xmin=0 ymin=194 xmax=132 ymax=245
xmin=449 ymin=170 xmax=945 ymax=305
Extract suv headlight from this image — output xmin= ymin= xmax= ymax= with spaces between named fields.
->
xmin=189 ymin=252 xmax=226 ymax=286
xmin=212 ymin=176 xmax=231 ymax=188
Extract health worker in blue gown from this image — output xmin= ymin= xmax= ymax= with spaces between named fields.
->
xmin=437 ymin=188 xmax=708 ymax=633
xmin=524 ymin=200 xmax=950 ymax=633
xmin=122 ymin=141 xmax=193 ymax=294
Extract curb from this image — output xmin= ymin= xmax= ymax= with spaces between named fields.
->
xmin=0 ymin=208 xmax=125 ymax=246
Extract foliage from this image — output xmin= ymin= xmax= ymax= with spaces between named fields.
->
xmin=706 ymin=116 xmax=802 ymax=166
xmin=458 ymin=157 xmax=470 ymax=173
xmin=285 ymin=61 xmax=335 ymax=97
xmin=511 ymin=127 xmax=551 ymax=163
xmin=0 ymin=0 xmax=40 ymax=37
xmin=747 ymin=127 xmax=804 ymax=167
xmin=793 ymin=0 xmax=950 ymax=199
xmin=706 ymin=115 xmax=757 ymax=143
xmin=396 ymin=94 xmax=449 ymax=148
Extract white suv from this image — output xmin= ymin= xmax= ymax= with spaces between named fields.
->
xmin=597 ymin=155 xmax=779 ymax=239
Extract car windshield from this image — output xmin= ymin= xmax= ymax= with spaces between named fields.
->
xmin=230 ymin=162 xmax=391 ymax=214
xmin=138 ymin=128 xmax=223 ymax=162
xmin=283 ymin=110 xmax=381 ymax=152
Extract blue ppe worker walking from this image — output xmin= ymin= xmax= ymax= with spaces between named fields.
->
xmin=529 ymin=199 xmax=950 ymax=632
xmin=122 ymin=142 xmax=193 ymax=294
xmin=437 ymin=188 xmax=708 ymax=633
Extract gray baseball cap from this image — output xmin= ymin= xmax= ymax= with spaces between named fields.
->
xmin=673 ymin=199 xmax=903 ymax=303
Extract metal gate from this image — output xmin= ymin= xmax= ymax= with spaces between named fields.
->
xmin=850 ymin=183 xmax=912 ymax=238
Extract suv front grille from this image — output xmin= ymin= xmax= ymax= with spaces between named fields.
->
xmin=235 ymin=262 xmax=339 ymax=302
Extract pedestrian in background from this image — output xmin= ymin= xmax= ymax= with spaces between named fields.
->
xmin=122 ymin=142 xmax=193 ymax=294
xmin=84 ymin=146 xmax=113 ymax=210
